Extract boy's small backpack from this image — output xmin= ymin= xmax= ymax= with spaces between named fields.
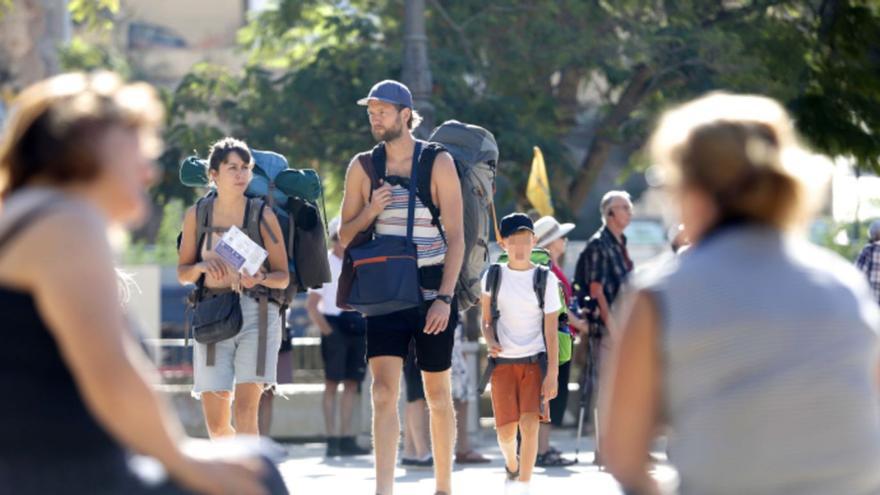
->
xmin=478 ymin=261 xmax=555 ymax=397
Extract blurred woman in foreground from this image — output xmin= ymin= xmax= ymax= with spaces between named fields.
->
xmin=0 ymin=72 xmax=285 ymax=494
xmin=601 ymin=93 xmax=880 ymax=495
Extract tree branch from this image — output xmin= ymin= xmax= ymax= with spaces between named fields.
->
xmin=427 ymin=0 xmax=481 ymax=68
xmin=567 ymin=63 xmax=656 ymax=210
xmin=701 ymin=0 xmax=790 ymax=28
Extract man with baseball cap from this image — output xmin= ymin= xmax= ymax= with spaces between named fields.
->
xmin=339 ymin=80 xmax=465 ymax=495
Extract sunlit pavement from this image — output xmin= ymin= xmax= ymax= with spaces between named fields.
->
xmin=277 ymin=429 xmax=678 ymax=494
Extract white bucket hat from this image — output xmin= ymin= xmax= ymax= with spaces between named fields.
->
xmin=534 ymin=216 xmax=575 ymax=248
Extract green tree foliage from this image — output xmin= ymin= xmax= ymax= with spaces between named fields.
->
xmin=58 ymin=36 xmax=131 ymax=76
xmin=73 ymin=0 xmax=877 ymax=236
xmin=162 ymin=2 xmax=397 ymax=213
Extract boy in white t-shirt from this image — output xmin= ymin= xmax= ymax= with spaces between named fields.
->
xmin=481 ymin=213 xmax=560 ymax=493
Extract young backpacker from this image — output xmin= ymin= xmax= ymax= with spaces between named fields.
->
xmin=180 ymin=149 xmax=331 ymax=298
xmin=337 ymin=120 xmax=498 ymax=312
xmin=478 ymin=213 xmax=561 ymax=489
xmin=179 ymin=149 xmax=331 ymax=370
xmin=494 ymin=248 xmax=573 ymax=367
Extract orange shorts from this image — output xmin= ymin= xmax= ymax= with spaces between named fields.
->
xmin=490 ymin=362 xmax=548 ymax=428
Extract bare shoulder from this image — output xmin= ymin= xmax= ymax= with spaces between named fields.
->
xmin=345 ymin=154 xmax=367 ymax=182
xmin=432 ymin=151 xmax=457 ymax=176
xmin=184 ymin=203 xmax=198 ymax=219
xmin=260 ymin=204 xmax=282 ymax=229
xmin=0 ymin=204 xmax=111 ymax=289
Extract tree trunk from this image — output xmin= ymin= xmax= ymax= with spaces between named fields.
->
xmin=566 ymin=64 xmax=655 ymax=211
xmin=401 ymin=0 xmax=435 ymax=138
xmin=554 ymin=67 xmax=584 ymax=129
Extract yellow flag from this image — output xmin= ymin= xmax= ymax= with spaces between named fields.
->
xmin=526 ymin=146 xmax=554 ymax=216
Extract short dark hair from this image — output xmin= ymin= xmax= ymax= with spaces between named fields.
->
xmin=207 ymin=137 xmax=251 ymax=171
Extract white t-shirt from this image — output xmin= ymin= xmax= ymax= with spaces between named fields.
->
xmin=481 ymin=264 xmax=562 ymax=359
xmin=308 ymin=251 xmax=343 ymax=316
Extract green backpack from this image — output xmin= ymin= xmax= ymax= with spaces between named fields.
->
xmin=494 ymin=248 xmax=573 ymax=365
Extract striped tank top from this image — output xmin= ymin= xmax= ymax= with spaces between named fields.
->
xmin=375 ymin=182 xmax=446 ymax=298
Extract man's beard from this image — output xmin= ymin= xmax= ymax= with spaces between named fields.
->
xmin=372 ymin=120 xmax=405 ymax=143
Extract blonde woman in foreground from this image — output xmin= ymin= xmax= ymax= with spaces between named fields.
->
xmin=601 ymin=93 xmax=880 ymax=495
xmin=0 ymin=72 xmax=286 ymax=494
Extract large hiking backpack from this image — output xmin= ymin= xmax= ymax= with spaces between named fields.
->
xmin=496 ymin=248 xmax=573 ymax=365
xmin=179 ymin=149 xmax=332 ymax=300
xmin=426 ymin=121 xmax=498 ymax=311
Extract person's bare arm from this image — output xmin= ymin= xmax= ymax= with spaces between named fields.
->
xmin=242 ymin=207 xmax=289 ymax=290
xmin=338 ymin=156 xmax=391 ymax=247
xmin=541 ymin=311 xmax=559 ymax=402
xmin=306 ymin=292 xmax=333 ymax=336
xmin=423 ymin=152 xmax=464 ymax=334
xmin=480 ymin=292 xmax=501 ymax=357
xmin=599 ymin=290 xmax=662 ymax=495
xmin=590 ymin=282 xmax=613 ymax=331
xmin=23 ymin=211 xmax=264 ymax=494
xmin=433 ymin=152 xmax=464 ymax=298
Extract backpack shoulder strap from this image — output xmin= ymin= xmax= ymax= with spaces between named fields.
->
xmin=243 ymin=197 xmax=267 ymax=246
xmin=195 ymin=195 xmax=214 ymax=253
xmin=416 ymin=141 xmax=447 ymax=243
xmin=357 ymin=149 xmax=382 ymax=199
xmin=487 ymin=263 xmax=502 ymax=300
xmin=192 ymin=195 xmax=215 ymax=293
xmin=533 ymin=265 xmax=549 ymax=311
xmin=369 ymin=143 xmax=387 ymax=182
xmin=487 ymin=263 xmax=502 ymax=340
xmin=533 ymin=265 xmax=551 ymax=359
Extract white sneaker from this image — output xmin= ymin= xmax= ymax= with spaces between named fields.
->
xmin=504 ymin=480 xmax=530 ymax=495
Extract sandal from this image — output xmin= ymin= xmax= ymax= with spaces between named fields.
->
xmin=455 ymin=449 xmax=491 ymax=464
xmin=504 ymin=457 xmax=520 ymax=481
xmin=536 ymin=449 xmax=577 ymax=467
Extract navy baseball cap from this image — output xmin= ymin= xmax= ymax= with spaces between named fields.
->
xmin=357 ymin=80 xmax=413 ymax=108
xmin=499 ymin=213 xmax=535 ymax=238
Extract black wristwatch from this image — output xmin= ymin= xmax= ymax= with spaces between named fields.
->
xmin=435 ymin=294 xmax=453 ymax=305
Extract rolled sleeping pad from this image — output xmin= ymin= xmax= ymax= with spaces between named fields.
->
xmin=179 ymin=156 xmax=210 ymax=187
xmin=275 ymin=168 xmax=322 ymax=202
xmin=179 ymin=150 xmax=321 ymax=202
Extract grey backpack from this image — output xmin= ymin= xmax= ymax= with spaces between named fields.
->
xmin=421 ymin=120 xmax=499 ymax=311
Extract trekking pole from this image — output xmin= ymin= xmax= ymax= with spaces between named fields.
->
xmin=574 ymin=403 xmax=586 ymax=463
xmin=593 ymin=407 xmax=602 ymax=469
xmin=573 ymin=325 xmax=594 ymax=464
xmin=589 ymin=327 xmax=602 ymax=468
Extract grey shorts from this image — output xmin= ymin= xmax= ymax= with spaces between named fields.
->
xmin=192 ymin=295 xmax=283 ymax=399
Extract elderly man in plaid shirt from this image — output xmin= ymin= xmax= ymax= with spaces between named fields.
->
xmin=572 ymin=191 xmax=634 ymax=462
xmin=856 ymin=220 xmax=880 ymax=305
xmin=574 ymin=190 xmax=635 ymax=332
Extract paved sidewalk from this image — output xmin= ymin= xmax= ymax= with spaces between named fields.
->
xmin=277 ymin=428 xmax=679 ymax=494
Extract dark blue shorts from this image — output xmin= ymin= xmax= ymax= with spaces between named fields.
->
xmin=365 ymin=299 xmax=458 ymax=373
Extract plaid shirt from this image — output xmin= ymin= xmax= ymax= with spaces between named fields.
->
xmin=856 ymin=242 xmax=880 ymax=305
xmin=574 ymin=225 xmax=634 ymax=308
